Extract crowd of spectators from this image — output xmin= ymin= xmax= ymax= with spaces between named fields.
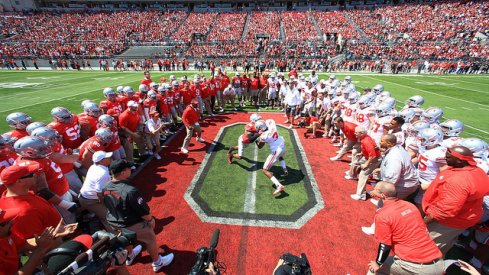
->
xmin=245 ymin=12 xmax=282 ymax=40
xmin=281 ymin=11 xmax=319 ymax=41
xmin=207 ymin=12 xmax=247 ymax=41
xmin=171 ymin=12 xmax=219 ymax=42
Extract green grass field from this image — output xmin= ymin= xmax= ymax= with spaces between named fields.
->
xmin=0 ymin=70 xmax=487 ymax=141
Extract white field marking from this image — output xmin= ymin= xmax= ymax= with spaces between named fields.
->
xmin=399 ymin=76 xmax=489 ymax=95
xmin=411 ymin=75 xmax=489 ymax=85
xmin=362 ymin=75 xmax=489 ymax=108
xmin=479 ymin=107 xmax=489 ymax=112
xmin=0 ymin=79 xmax=137 ymax=113
xmin=445 ymin=106 xmax=456 ymax=110
xmin=243 ymin=144 xmax=259 ymax=214
xmin=464 ymin=124 xmax=489 ymax=135
xmin=461 ymin=107 xmax=473 ymax=111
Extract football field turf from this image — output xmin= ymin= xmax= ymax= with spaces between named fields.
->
xmin=0 ymin=70 xmax=488 ymax=141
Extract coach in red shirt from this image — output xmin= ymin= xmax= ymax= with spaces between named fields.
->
xmin=119 ymin=101 xmax=146 ymax=162
xmin=349 ymin=126 xmax=381 ymax=200
xmin=422 ymin=146 xmax=489 ymax=255
xmin=181 ymin=99 xmax=204 ymax=154
xmin=367 ymin=182 xmax=444 ymax=274
xmin=330 ymin=117 xmax=360 ymax=161
xmin=140 ymin=71 xmax=152 ymax=89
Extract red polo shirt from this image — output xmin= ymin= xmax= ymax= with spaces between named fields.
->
xmin=119 ymin=109 xmax=141 ymax=132
xmin=341 ymin=121 xmax=358 ymax=141
xmin=0 ymin=233 xmax=24 ymax=275
xmin=360 ymin=134 xmax=381 ymax=159
xmin=422 ymin=165 xmax=489 ymax=229
xmin=182 ymin=105 xmax=199 ymax=127
xmin=375 ymin=199 xmax=442 ymax=263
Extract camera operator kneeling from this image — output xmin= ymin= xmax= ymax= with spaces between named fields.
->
xmin=103 ymin=159 xmax=174 ymax=272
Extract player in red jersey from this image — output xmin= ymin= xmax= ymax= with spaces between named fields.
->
xmin=171 ymin=81 xmax=184 ymax=116
xmin=48 ymin=107 xmax=82 ymax=149
xmin=100 ymin=87 xmax=123 ymax=116
xmin=227 ymin=114 xmax=262 ymax=164
xmin=78 ymin=102 xmax=101 ymax=141
xmin=119 ymin=86 xmax=140 ymax=110
xmin=98 ymin=114 xmax=125 ymax=160
xmin=0 ymin=135 xmax=17 ymax=194
xmin=143 ymin=91 xmax=158 ymax=122
xmin=4 ymin=112 xmax=31 ymax=141
xmin=78 ymin=128 xmax=113 ymax=172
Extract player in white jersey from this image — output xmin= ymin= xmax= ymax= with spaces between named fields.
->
xmin=316 ymin=80 xmax=328 ymax=95
xmin=354 ymin=95 xmax=373 ymax=130
xmin=228 ymin=114 xmax=262 ymax=163
xmin=303 ymin=80 xmax=317 ymax=117
xmin=267 ymin=73 xmax=279 ymax=109
xmin=342 ymin=92 xmax=359 ymax=123
xmin=420 ymin=107 xmax=444 ymax=131
xmin=414 ymin=128 xmax=446 ymax=205
xmin=440 ymin=119 xmax=464 ymax=148
xmin=255 ymin=119 xmax=288 ymax=196
xmin=401 ymin=95 xmax=424 ymax=111
xmin=325 ymin=75 xmax=337 ymax=90
xmin=398 ymin=108 xmax=416 ymax=133
xmin=368 ymin=103 xmax=394 ymax=145
xmin=458 ymin=138 xmax=489 ymax=174
xmin=405 ymin=120 xmax=430 ymax=155
xmin=386 ymin=116 xmax=406 ymax=146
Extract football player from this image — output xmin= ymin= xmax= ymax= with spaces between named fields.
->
xmin=440 ymin=119 xmax=464 ymax=148
xmin=78 ymin=102 xmax=102 ymax=141
xmin=99 ymin=87 xmax=123 ymax=116
xmin=227 ymin=113 xmax=262 ymax=164
xmin=255 ymin=119 xmax=288 ymax=197
xmin=4 ymin=112 xmax=31 ymax=141
xmin=78 ymin=128 xmax=114 ymax=171
xmin=458 ymin=138 xmax=489 ymax=173
xmin=48 ymin=107 xmax=82 ymax=149
xmin=368 ymin=103 xmax=395 ymax=145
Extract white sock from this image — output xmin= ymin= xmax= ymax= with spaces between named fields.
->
xmin=270 ymin=176 xmax=281 ymax=187
xmin=280 ymin=160 xmax=286 ymax=170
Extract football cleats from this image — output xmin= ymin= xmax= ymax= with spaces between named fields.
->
xmin=31 ymin=127 xmax=61 ymax=147
xmin=458 ymin=138 xmax=488 ymax=159
xmin=6 ymin=112 xmax=32 ymax=130
xmin=138 ymin=84 xmax=149 ymax=93
xmin=254 ymin=120 xmax=268 ymax=132
xmin=103 ymin=87 xmax=117 ymax=100
xmin=398 ymin=108 xmax=416 ymax=123
xmin=373 ymin=84 xmax=384 ymax=94
xmin=375 ymin=103 xmax=392 ymax=118
xmin=84 ymin=102 xmax=102 ymax=118
xmin=147 ymin=91 xmax=157 ymax=100
xmin=407 ymin=120 xmax=430 ymax=137
xmin=440 ymin=119 xmax=464 ymax=137
xmin=421 ymin=107 xmax=444 ymax=124
xmin=14 ymin=136 xmax=52 ymax=158
xmin=406 ymin=95 xmax=424 ymax=108
xmin=98 ymin=114 xmax=115 ymax=128
xmin=250 ymin=113 xmax=262 ymax=123
xmin=26 ymin=122 xmax=47 ymax=135
xmin=418 ymin=128 xmax=443 ymax=148
xmin=349 ymin=92 xmax=360 ymax=104
xmin=94 ymin=128 xmax=114 ymax=144
xmin=51 ymin=107 xmax=73 ymax=124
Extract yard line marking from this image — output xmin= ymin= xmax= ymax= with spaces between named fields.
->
xmin=461 ymin=107 xmax=473 ymax=111
xmin=415 ymin=75 xmax=489 ymax=86
xmin=479 ymin=107 xmax=489 ymax=112
xmin=464 ymin=124 xmax=489 ymax=135
xmin=244 ymin=145 xmax=258 ymax=214
xmin=398 ymin=76 xmax=489 ymax=94
xmin=362 ymin=75 xmax=489 ymax=108
xmin=0 ymin=79 xmax=137 ymax=113
xmin=445 ymin=106 xmax=456 ymax=110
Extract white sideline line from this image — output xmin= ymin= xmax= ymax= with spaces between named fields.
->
xmin=0 ymin=79 xmax=136 ymax=113
xmin=244 ymin=145 xmax=259 ymax=214
xmin=412 ymin=75 xmax=489 ymax=86
xmin=445 ymin=106 xmax=456 ymax=110
xmin=464 ymin=124 xmax=489 ymax=135
xmin=461 ymin=107 xmax=473 ymax=111
xmin=480 ymin=107 xmax=489 ymax=111
xmin=398 ymin=76 xmax=489 ymax=94
xmin=362 ymin=75 xmax=489 ymax=108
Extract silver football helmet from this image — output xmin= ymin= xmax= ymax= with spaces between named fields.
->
xmin=373 ymin=84 xmax=384 ymax=94
xmin=458 ymin=138 xmax=488 ymax=159
xmin=383 ymin=97 xmax=396 ymax=109
xmin=94 ymin=128 xmax=114 ymax=144
xmin=440 ymin=119 xmax=464 ymax=137
xmin=398 ymin=108 xmax=416 ymax=123
xmin=31 ymin=127 xmax=61 ymax=147
xmin=26 ymin=122 xmax=47 ymax=135
xmin=51 ymin=107 xmax=73 ymax=124
xmin=418 ymin=128 xmax=443 ymax=148
xmin=116 ymin=86 xmax=124 ymax=94
xmin=14 ymin=136 xmax=52 ymax=158
xmin=421 ymin=107 xmax=444 ymax=124
xmin=250 ymin=113 xmax=262 ymax=123
xmin=81 ymin=100 xmax=95 ymax=109
xmin=379 ymin=91 xmax=391 ymax=101
xmin=150 ymin=82 xmax=159 ymax=90
xmin=254 ymin=120 xmax=268 ymax=132
xmin=123 ymin=86 xmax=134 ymax=97
xmin=0 ymin=135 xmax=13 ymax=155
xmin=138 ymin=84 xmax=148 ymax=93
xmin=103 ymin=87 xmax=117 ymax=100
xmin=375 ymin=103 xmax=392 ymax=118
xmin=6 ymin=112 xmax=32 ymax=130
xmin=84 ymin=102 xmax=102 ymax=118
xmin=344 ymin=76 xmax=352 ymax=84
xmin=98 ymin=114 xmax=115 ymax=128
xmin=357 ymin=95 xmax=371 ymax=109
xmin=170 ymin=75 xmax=176 ymax=81
xmin=406 ymin=95 xmax=424 ymax=108
xmin=147 ymin=91 xmax=158 ymax=100
xmin=157 ymin=85 xmax=167 ymax=94
xmin=407 ymin=120 xmax=430 ymax=137
xmin=349 ymin=92 xmax=360 ymax=104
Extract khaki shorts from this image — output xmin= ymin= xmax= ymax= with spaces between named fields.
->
xmin=125 ymin=221 xmax=156 ymax=245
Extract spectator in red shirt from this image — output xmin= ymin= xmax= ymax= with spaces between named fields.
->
xmin=330 ymin=117 xmax=360 ymax=161
xmin=181 ymin=99 xmax=204 ymax=154
xmin=118 ymin=101 xmax=146 ymax=163
xmin=423 ymin=146 xmax=489 ymax=255
xmin=367 ymin=181 xmax=444 ymax=274
xmin=349 ymin=126 xmax=381 ymax=200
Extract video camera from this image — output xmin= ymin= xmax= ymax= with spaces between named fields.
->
xmin=278 ymin=253 xmax=312 ymax=275
xmin=189 ymin=229 xmax=220 ymax=275
xmin=45 ymin=229 xmax=136 ymax=275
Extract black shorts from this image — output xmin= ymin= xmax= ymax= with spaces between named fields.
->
xmin=286 ymin=105 xmax=297 ymax=116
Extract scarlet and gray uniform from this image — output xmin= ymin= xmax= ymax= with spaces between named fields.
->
xmin=237 ymin=122 xmax=258 ymax=157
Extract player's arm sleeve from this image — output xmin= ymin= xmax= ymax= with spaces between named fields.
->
xmin=375 ymin=243 xmax=392 ymax=265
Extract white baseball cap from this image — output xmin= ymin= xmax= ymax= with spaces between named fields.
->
xmin=127 ymin=100 xmax=138 ymax=107
xmin=92 ymin=151 xmax=113 ymax=163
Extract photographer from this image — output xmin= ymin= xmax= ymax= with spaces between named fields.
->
xmin=103 ymin=159 xmax=174 ymax=272
xmin=272 ymin=253 xmax=311 ymax=275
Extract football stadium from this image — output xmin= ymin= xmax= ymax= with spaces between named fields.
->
xmin=0 ymin=0 xmax=488 ymax=275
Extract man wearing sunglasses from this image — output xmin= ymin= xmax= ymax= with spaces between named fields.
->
xmin=423 ymin=146 xmax=489 ymax=256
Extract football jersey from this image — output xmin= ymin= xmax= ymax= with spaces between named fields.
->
xmin=105 ymin=126 xmax=122 ymax=152
xmin=78 ymin=136 xmax=109 ymax=160
xmin=475 ymin=157 xmax=489 ymax=174
xmin=268 ymin=79 xmax=279 ymax=93
xmin=417 ymin=146 xmax=447 ymax=184
xmin=441 ymin=137 xmax=462 ymax=149
xmin=259 ymin=121 xmax=285 ymax=152
xmin=368 ymin=115 xmax=393 ymax=145
xmin=4 ymin=129 xmax=28 ymax=141
xmin=342 ymin=102 xmax=358 ymax=123
xmin=0 ymin=153 xmax=17 ymax=173
xmin=48 ymin=115 xmax=82 ymax=149
xmin=51 ymin=142 xmax=74 ymax=174
xmin=99 ymin=100 xmax=123 ymax=116
xmin=15 ymin=157 xmax=69 ymax=196
xmin=390 ymin=130 xmax=405 ymax=147
xmin=241 ymin=122 xmax=258 ymax=144
xmin=78 ymin=113 xmax=98 ymax=138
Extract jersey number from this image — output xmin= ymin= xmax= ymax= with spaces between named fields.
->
xmin=418 ymin=155 xmax=428 ymax=171
xmin=66 ymin=125 xmax=80 ymax=141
